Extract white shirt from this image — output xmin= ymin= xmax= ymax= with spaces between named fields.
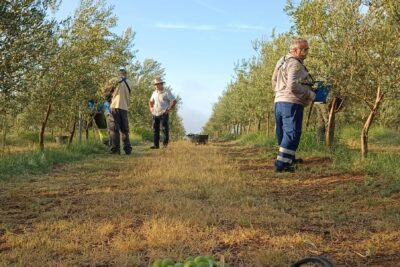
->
xmin=150 ymin=89 xmax=176 ymax=116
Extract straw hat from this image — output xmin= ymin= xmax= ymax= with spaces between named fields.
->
xmin=153 ymin=77 xmax=165 ymax=85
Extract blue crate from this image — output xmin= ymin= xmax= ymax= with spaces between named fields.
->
xmin=314 ymin=81 xmax=331 ymax=103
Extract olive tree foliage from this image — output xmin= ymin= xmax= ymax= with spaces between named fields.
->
xmin=204 ymin=58 xmax=266 ymax=137
xmin=2 ymin=0 xmax=185 ymax=150
xmin=206 ymin=0 xmax=399 ymax=158
xmin=203 ymin=93 xmax=231 ymax=138
xmin=369 ymin=1 xmax=400 ymax=130
xmin=284 ymin=0 xmax=369 ymax=147
xmin=203 ymin=33 xmax=292 ymax=138
xmin=286 ymin=0 xmax=400 ymax=158
xmin=20 ymin=0 xmax=136 ymax=150
xmin=0 ymin=0 xmax=58 ymax=148
xmin=203 ymin=69 xmax=245 ymax=138
xmin=359 ymin=0 xmax=400 ymax=156
xmin=53 ymin=0 xmax=134 ymax=143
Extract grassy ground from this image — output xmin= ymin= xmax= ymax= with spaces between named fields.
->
xmin=0 ymin=142 xmax=106 ymax=181
xmin=0 ymin=140 xmax=399 ymax=266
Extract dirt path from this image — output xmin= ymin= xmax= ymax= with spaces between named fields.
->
xmin=0 ymin=141 xmax=399 ymax=266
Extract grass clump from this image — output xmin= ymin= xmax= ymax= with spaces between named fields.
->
xmin=362 ymin=152 xmax=400 ymax=197
xmin=338 ymin=125 xmax=400 ymax=145
xmin=330 ymin=143 xmax=359 ymax=171
xmin=6 ymin=131 xmax=53 ymax=146
xmin=239 ymin=132 xmax=276 ymax=147
xmin=134 ymin=127 xmax=154 ymax=142
xmin=297 ymin=131 xmax=331 ymax=156
xmin=0 ymin=141 xmax=105 ymax=181
xmin=240 ymin=131 xmax=331 ymax=158
xmin=218 ymin=133 xmax=236 ymax=141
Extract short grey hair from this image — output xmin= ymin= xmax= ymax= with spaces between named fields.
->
xmin=290 ymin=37 xmax=308 ymax=52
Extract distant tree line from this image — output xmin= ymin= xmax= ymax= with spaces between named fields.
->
xmin=203 ymin=0 xmax=400 ymax=158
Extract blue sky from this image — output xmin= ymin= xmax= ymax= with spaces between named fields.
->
xmin=55 ymin=0 xmax=292 ymax=133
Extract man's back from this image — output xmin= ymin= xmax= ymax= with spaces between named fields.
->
xmin=111 ymin=77 xmax=132 ymax=110
xmin=272 ymin=54 xmax=314 ymax=106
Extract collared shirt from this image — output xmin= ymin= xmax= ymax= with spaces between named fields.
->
xmin=110 ymin=77 xmax=132 ymax=110
xmin=150 ymin=89 xmax=176 ymax=116
xmin=272 ymin=53 xmax=315 ymax=106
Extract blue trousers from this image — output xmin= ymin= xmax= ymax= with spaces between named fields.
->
xmin=274 ymin=102 xmax=304 ymax=170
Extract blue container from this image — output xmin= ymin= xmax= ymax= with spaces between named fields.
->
xmin=314 ymin=81 xmax=331 ymax=103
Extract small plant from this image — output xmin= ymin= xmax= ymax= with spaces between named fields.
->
xmin=152 ymin=255 xmax=230 ymax=267
xmin=134 ymin=127 xmax=154 ymax=142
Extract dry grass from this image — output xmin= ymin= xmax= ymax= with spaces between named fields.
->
xmin=0 ymin=141 xmax=399 ymax=266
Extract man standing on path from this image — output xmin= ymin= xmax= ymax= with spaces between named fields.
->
xmin=271 ymin=37 xmax=316 ymax=172
xmin=148 ymin=77 xmax=177 ymax=149
xmin=109 ymin=67 xmax=133 ymax=155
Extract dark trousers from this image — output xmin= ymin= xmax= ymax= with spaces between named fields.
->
xmin=110 ymin=108 xmax=132 ymax=153
xmin=274 ymin=102 xmax=304 ymax=170
xmin=153 ymin=113 xmax=169 ymax=147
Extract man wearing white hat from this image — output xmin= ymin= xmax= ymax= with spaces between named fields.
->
xmin=148 ymin=77 xmax=177 ymax=149
xmin=109 ymin=67 xmax=133 ymax=154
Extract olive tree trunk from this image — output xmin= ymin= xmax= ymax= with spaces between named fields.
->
xmin=67 ymin=117 xmax=77 ymax=148
xmin=39 ymin=103 xmax=52 ymax=152
xmin=326 ymin=98 xmax=336 ymax=148
xmin=361 ymin=86 xmax=384 ymax=160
